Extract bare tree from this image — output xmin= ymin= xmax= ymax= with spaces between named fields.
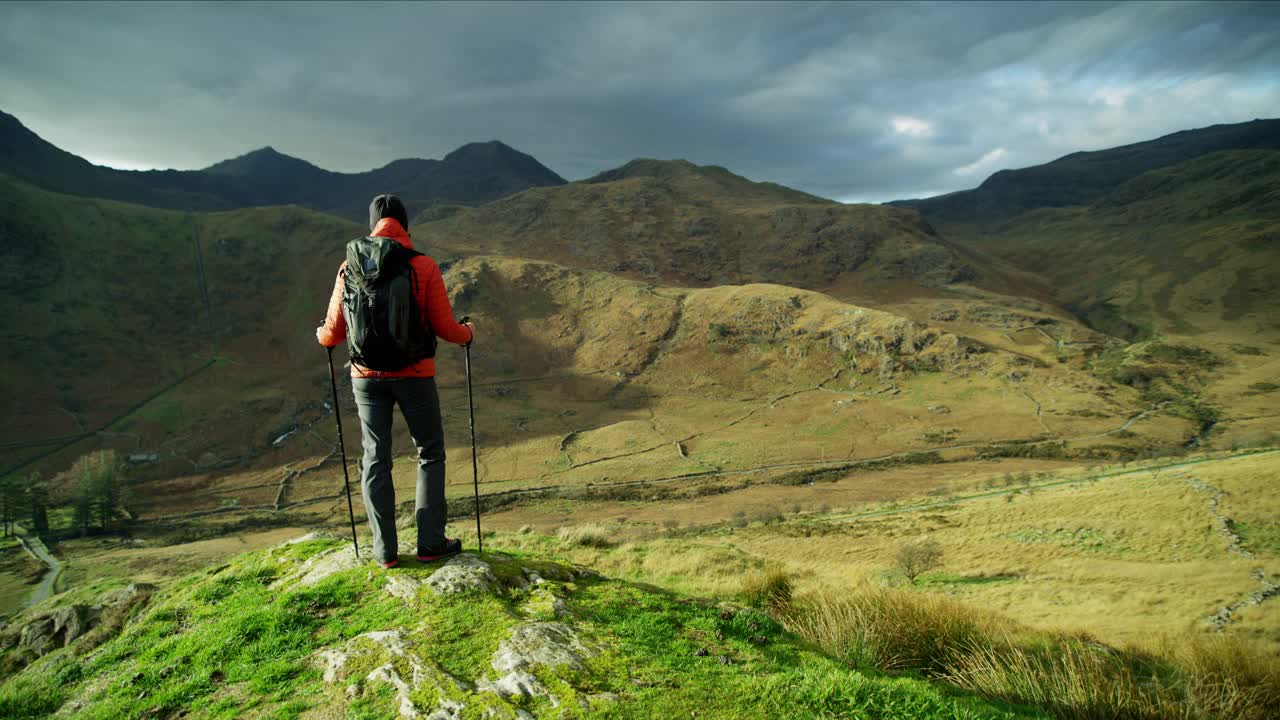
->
xmin=896 ymin=539 xmax=943 ymax=584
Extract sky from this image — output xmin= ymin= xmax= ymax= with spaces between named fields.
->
xmin=1 ymin=1 xmax=1278 ymax=203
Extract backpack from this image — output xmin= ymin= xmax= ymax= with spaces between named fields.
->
xmin=340 ymin=236 xmax=436 ymax=371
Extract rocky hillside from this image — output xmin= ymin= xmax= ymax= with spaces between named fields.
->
xmin=891 ymin=118 xmax=1280 ymax=226
xmin=0 ymin=110 xmax=566 ymax=221
xmin=415 ymin=159 xmax=976 ymax=290
xmin=0 ymin=533 xmax=1038 ymax=719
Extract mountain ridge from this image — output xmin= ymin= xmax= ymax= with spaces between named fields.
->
xmin=0 ymin=110 xmax=567 ymax=221
xmin=890 ymin=117 xmax=1280 ymax=225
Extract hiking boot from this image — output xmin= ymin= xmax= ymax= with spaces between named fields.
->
xmin=416 ymin=538 xmax=462 ymax=562
xmin=379 ymin=557 xmax=400 ymax=569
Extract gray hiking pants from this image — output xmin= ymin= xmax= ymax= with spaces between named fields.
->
xmin=351 ymin=376 xmax=448 ymax=563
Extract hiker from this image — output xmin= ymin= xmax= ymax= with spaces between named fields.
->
xmin=316 ymin=194 xmax=475 ymax=568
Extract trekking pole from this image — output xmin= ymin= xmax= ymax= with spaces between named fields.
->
xmin=460 ymin=316 xmax=482 ymax=553
xmin=327 ymin=346 xmax=360 ymax=558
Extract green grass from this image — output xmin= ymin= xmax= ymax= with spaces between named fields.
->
xmin=1235 ymin=520 xmax=1280 ymax=556
xmin=136 ymin=398 xmax=187 ymax=432
xmin=1003 ymin=527 xmax=1135 ymax=557
xmin=571 ymin=580 xmax=1038 ymax=719
xmin=918 ymin=574 xmax=1020 ymax=590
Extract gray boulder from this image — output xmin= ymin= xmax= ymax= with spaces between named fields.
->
xmin=424 ymin=554 xmax=498 ymax=595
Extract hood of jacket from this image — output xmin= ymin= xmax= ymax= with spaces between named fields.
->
xmin=371 ymin=217 xmax=413 ymax=250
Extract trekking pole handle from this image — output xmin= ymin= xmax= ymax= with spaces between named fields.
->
xmin=460 ymin=316 xmax=473 ymax=347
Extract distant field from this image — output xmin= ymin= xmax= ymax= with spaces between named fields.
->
xmin=479 ymin=449 xmax=1280 ymax=654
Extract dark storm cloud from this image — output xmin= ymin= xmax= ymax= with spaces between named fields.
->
xmin=2 ymin=0 xmax=1277 ymax=202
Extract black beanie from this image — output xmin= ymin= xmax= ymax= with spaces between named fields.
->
xmin=369 ymin=194 xmax=409 ymax=231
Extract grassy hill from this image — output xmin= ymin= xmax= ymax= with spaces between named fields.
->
xmin=892 ymin=118 xmax=1280 ymax=226
xmin=0 ymin=110 xmax=566 ymax=221
xmin=0 ymin=536 xmax=1049 ymax=720
xmin=414 ymin=158 xmax=977 ymax=292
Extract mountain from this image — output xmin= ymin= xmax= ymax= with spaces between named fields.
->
xmin=0 ymin=110 xmax=566 ymax=220
xmin=891 ymin=118 xmax=1280 ymax=226
xmin=415 ymin=158 xmax=977 ymax=291
xmin=889 ymin=117 xmax=1280 ymax=342
xmin=2 ymin=172 xmax=1164 ymax=499
xmin=979 ymin=149 xmax=1280 ymax=341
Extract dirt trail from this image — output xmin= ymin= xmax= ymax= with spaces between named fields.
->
xmin=13 ymin=524 xmax=62 ymax=611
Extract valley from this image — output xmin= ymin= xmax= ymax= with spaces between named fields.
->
xmin=1 ymin=113 xmax=1278 ymax=719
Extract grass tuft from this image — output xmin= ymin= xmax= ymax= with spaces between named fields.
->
xmin=740 ymin=566 xmax=793 ymax=613
xmin=556 ymin=523 xmax=616 ymax=548
xmin=783 ymin=588 xmax=1005 ymax=676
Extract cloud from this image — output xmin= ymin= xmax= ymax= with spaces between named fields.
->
xmin=0 ymin=0 xmax=1277 ymax=202
xmin=891 ymin=116 xmax=935 ymax=138
xmin=954 ymin=148 xmax=1010 ymax=177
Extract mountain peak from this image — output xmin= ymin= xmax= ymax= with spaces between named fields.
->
xmin=437 ymin=140 xmax=567 ymax=187
xmin=585 ymin=158 xmax=833 ymax=204
xmin=442 ymin=140 xmax=533 ymax=164
xmin=586 ymin=158 xmax=709 ymax=183
xmin=201 ymin=146 xmax=325 ymax=177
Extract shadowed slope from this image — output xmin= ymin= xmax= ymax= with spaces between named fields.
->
xmin=416 ymin=158 xmax=976 ymax=290
xmin=940 ymin=149 xmax=1280 ymax=341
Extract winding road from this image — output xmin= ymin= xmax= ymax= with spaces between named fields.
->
xmin=13 ymin=524 xmax=62 ymax=611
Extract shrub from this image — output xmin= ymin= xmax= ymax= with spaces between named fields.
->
xmin=896 ymin=539 xmax=943 ymax=584
xmin=1141 ymin=342 xmax=1222 ymax=369
xmin=752 ymin=508 xmax=784 ymax=525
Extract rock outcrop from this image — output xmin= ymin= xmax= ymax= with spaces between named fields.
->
xmin=0 ymin=582 xmax=156 ymax=670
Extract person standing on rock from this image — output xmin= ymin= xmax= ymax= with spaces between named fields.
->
xmin=316 ymin=194 xmax=475 ymax=568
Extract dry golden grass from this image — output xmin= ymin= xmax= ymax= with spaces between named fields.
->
xmin=782 ymin=587 xmax=1010 ymax=674
xmin=718 ymin=451 xmax=1280 ymax=650
xmin=555 ymin=522 xmax=616 ymax=548
xmin=473 ymin=449 xmax=1279 ymax=669
xmin=739 ymin=565 xmax=793 ymax=612
xmin=781 ymin=586 xmax=1280 ymax=719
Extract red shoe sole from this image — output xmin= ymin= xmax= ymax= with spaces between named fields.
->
xmin=415 ymin=551 xmax=457 ymax=562
xmin=380 ymin=559 xmax=400 ymax=568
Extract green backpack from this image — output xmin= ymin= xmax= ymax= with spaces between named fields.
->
xmin=341 ymin=236 xmax=435 ymax=371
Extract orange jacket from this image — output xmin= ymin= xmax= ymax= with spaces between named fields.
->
xmin=318 ymin=218 xmax=472 ymax=378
